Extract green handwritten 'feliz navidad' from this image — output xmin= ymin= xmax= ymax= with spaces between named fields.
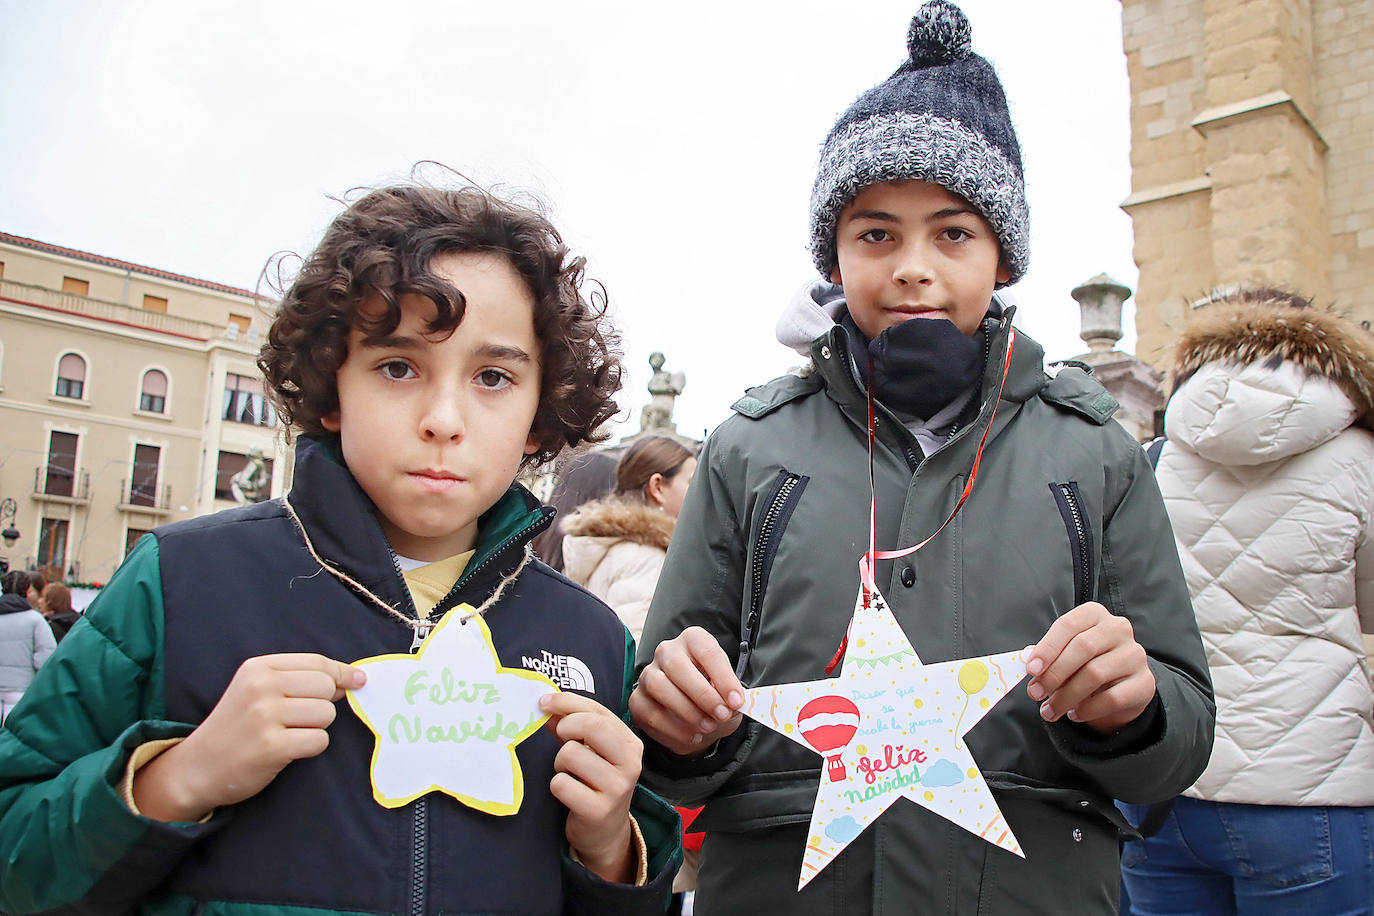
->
xmin=386 ymin=668 xmax=540 ymax=746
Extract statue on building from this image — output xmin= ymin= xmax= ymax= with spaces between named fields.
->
xmin=1069 ymin=273 xmax=1163 ymax=443
xmin=231 ymin=448 xmax=271 ymax=504
xmin=639 ymin=352 xmax=686 ymax=435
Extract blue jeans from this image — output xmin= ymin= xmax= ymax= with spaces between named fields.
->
xmin=1119 ymin=796 xmax=1374 ymax=915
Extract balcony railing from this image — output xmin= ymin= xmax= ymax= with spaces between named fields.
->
xmin=119 ymin=479 xmax=173 ymax=515
xmin=0 ymin=278 xmax=235 ymax=342
xmin=33 ymin=466 xmax=90 ymax=503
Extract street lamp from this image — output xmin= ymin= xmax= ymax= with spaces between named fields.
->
xmin=0 ymin=497 xmax=18 ymax=547
xmin=0 ymin=497 xmax=18 ymax=575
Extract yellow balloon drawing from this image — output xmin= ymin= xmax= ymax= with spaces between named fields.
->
xmin=954 ymin=661 xmax=989 ymax=749
xmin=959 ymin=660 xmax=988 ymax=695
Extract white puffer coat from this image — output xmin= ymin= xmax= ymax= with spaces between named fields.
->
xmin=562 ymin=499 xmax=675 ymax=644
xmin=1157 ymin=301 xmax=1374 ymax=805
xmin=0 ymin=593 xmax=56 ymax=718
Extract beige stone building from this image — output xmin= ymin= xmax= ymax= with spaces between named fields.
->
xmin=0 ymin=233 xmax=287 ymax=584
xmin=1121 ymin=0 xmax=1373 ymax=367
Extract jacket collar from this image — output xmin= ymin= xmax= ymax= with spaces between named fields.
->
xmin=285 ymin=435 xmax=553 ymax=618
xmin=808 ymin=304 xmax=1048 ymax=459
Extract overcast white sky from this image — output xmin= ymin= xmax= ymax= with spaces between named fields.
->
xmin=1 ymin=1 xmax=1138 ymax=442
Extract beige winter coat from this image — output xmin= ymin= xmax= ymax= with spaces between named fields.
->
xmin=1157 ymin=301 xmax=1374 ymax=805
xmin=562 ymin=499 xmax=675 ymax=643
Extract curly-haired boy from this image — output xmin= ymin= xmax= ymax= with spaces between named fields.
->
xmin=0 ymin=183 xmax=681 ymax=915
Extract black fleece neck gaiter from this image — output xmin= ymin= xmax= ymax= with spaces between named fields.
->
xmin=841 ymin=311 xmax=986 ymax=421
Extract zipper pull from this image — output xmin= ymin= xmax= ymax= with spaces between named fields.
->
xmin=409 ymin=620 xmax=434 ymax=653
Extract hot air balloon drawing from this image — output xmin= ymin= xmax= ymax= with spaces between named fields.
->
xmin=797 ymin=695 xmax=861 ymax=782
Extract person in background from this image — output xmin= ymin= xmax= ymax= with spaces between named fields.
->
xmin=39 ymin=583 xmax=80 ymax=643
xmin=1120 ymin=287 xmax=1374 ymax=914
xmin=562 ymin=434 xmax=701 ymax=915
xmin=562 ymin=436 xmax=697 ymax=643
xmin=25 ymin=573 xmax=46 ymax=610
xmin=0 ymin=570 xmax=55 ymax=723
xmin=530 ymin=449 xmax=618 ymax=573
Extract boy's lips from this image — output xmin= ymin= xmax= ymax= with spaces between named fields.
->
xmin=408 ymin=469 xmax=466 ymax=493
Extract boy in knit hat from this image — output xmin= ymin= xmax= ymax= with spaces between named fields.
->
xmin=629 ymin=2 xmax=1215 ymax=913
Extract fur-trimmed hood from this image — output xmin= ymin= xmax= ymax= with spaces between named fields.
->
xmin=1173 ymin=298 xmax=1374 ymax=425
xmin=1167 ymin=298 xmax=1374 ymax=465
xmin=561 ymin=498 xmax=675 ymax=550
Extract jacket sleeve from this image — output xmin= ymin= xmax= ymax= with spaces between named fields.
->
xmin=1045 ymin=433 xmax=1216 ymax=804
xmin=633 ymin=432 xmax=761 ymax=806
xmin=30 ymin=615 xmax=55 ymax=671
xmin=0 ymin=536 xmax=220 ymax=914
xmin=561 ymin=627 xmax=681 ymax=915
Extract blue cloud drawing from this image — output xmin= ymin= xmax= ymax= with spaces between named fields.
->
xmin=921 ymin=758 xmax=966 ymax=788
xmin=825 ymin=816 xmax=862 ymax=844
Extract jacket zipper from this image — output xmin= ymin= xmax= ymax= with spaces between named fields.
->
xmin=391 ymin=512 xmax=551 ymax=916
xmin=410 ymin=796 xmax=428 ymax=916
xmin=1049 ymin=482 xmax=1094 ymax=607
xmin=385 ymin=545 xmax=430 ymax=916
xmin=735 ymin=471 xmax=808 ymax=679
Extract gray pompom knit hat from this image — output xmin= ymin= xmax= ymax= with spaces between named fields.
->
xmin=809 ymin=0 xmax=1029 ymax=286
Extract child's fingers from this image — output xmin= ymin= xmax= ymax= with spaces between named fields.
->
xmin=652 ymin=631 xmax=737 ymax=724
xmin=549 ymin=770 xmax=607 ymax=819
xmin=1038 ymin=641 xmax=1151 ymax=722
xmin=543 ymin=706 xmax=641 ymax=768
xmin=275 ymin=669 xmax=347 ymax=701
xmin=637 ymin=660 xmax=718 ymax=734
xmin=553 ymin=737 xmax=634 ymax=796
xmin=278 ymin=724 xmax=332 ymax=761
xmin=263 ymin=653 xmax=366 ymax=699
xmin=1066 ymin=667 xmax=1155 ymax=726
xmin=1027 ymin=603 xmax=1119 ymax=693
xmin=278 ymin=696 xmax=340 ymax=730
xmin=627 ymin=687 xmax=701 ymax=752
xmin=681 ymin=627 xmax=745 ymax=711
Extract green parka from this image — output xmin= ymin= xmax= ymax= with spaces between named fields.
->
xmin=636 ymin=309 xmax=1214 ymax=915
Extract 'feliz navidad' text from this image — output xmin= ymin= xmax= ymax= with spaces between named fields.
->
xmin=387 ymin=668 xmax=539 ymax=745
xmin=845 ymin=745 xmax=928 ymax=804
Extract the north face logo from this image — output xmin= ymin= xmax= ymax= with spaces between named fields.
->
xmin=521 ymin=650 xmax=595 ymax=692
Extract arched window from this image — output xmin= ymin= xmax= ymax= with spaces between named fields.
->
xmin=55 ymin=353 xmax=86 ymax=399
xmin=140 ymin=369 xmax=168 ymax=413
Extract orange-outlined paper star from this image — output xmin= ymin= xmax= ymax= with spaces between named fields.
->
xmin=346 ymin=606 xmax=556 ymax=814
xmin=741 ymin=587 xmax=1028 ymax=889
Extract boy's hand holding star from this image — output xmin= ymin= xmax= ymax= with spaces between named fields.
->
xmin=133 ymin=653 xmax=365 ymax=823
xmin=1026 ymin=602 xmax=1157 ymax=733
xmin=629 ymin=626 xmax=744 ymax=756
xmin=539 ymin=691 xmax=643 ymax=884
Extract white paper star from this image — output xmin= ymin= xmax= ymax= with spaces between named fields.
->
xmin=741 ymin=587 xmax=1028 ymax=889
xmin=346 ymin=606 xmax=556 ymax=813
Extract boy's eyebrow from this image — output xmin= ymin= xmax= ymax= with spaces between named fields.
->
xmin=477 ymin=343 xmax=534 ymax=363
xmin=359 ymin=333 xmax=534 ymax=363
xmin=843 ymin=206 xmax=980 ymax=223
xmin=359 ymin=332 xmax=424 ymax=350
xmin=844 ymin=208 xmax=900 ymax=223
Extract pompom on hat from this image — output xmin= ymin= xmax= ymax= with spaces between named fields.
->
xmin=809 ymin=0 xmax=1029 ymax=286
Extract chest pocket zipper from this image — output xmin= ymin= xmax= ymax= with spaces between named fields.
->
xmin=1049 ymin=481 xmax=1095 ymax=607
xmin=736 ymin=470 xmax=809 ymax=680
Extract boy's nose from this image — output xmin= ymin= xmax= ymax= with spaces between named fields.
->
xmin=892 ymin=243 xmax=933 ymax=286
xmin=420 ymin=391 xmax=466 ymax=441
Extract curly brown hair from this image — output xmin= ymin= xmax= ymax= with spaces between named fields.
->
xmin=258 ymin=182 xmax=622 ymax=467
